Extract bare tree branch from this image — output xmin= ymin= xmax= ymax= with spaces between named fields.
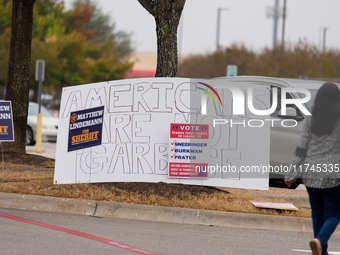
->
xmin=137 ymin=0 xmax=156 ymax=16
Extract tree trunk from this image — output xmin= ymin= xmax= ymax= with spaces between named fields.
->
xmin=5 ymin=0 xmax=35 ymax=153
xmin=138 ymin=0 xmax=185 ymax=77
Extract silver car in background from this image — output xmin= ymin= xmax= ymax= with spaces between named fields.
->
xmin=26 ymin=102 xmax=59 ymax=145
xmin=214 ymin=76 xmax=334 ymax=188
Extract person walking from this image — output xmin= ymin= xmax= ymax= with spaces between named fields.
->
xmin=285 ymin=82 xmax=340 ymax=255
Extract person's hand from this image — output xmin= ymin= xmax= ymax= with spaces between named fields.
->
xmin=285 ymin=181 xmax=292 ymax=188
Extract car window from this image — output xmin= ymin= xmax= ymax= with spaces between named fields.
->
xmin=270 ymin=87 xmax=303 ymax=119
xmin=298 ymin=89 xmax=317 ymax=113
xmin=28 ymin=104 xmax=55 ymax=118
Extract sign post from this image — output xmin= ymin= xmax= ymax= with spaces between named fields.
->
xmin=35 ymin=60 xmax=45 ymax=153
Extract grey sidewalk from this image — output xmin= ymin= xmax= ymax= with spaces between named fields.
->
xmin=2 ymin=192 xmax=338 ymax=236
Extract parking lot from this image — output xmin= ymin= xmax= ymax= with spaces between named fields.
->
xmin=26 ymin=141 xmax=56 ymax=159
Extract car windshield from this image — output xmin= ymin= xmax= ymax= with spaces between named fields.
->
xmin=28 ymin=104 xmax=55 ymax=118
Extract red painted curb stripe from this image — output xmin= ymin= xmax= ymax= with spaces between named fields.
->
xmin=0 ymin=212 xmax=160 ymax=255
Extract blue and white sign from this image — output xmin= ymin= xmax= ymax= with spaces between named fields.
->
xmin=227 ymin=65 xmax=238 ymax=77
xmin=0 ymin=101 xmax=14 ymax=142
xmin=68 ymin=106 xmax=104 ymax=152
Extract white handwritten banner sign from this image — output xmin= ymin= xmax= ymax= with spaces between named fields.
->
xmin=0 ymin=101 xmax=14 ymax=142
xmin=54 ymin=78 xmax=270 ymax=189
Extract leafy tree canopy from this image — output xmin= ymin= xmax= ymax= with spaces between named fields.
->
xmin=0 ymin=0 xmax=133 ymax=99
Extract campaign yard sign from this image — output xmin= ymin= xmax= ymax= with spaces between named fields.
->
xmin=250 ymin=200 xmax=298 ymax=211
xmin=0 ymin=101 xmax=14 ymax=142
xmin=68 ymin=106 xmax=104 ymax=152
xmin=54 ymin=77 xmax=270 ymax=189
xmin=168 ymin=123 xmax=209 ymax=178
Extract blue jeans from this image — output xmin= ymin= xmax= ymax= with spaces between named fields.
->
xmin=306 ymin=185 xmax=340 ymax=255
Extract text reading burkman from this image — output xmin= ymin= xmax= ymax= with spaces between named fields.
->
xmin=71 ymin=129 xmax=99 ymax=144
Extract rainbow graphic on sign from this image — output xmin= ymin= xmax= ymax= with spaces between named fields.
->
xmin=197 ymin=82 xmax=223 ymax=115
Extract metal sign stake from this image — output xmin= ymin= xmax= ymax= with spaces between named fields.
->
xmin=1 ymin=142 xmax=3 ymax=183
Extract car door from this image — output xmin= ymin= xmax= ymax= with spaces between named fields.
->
xmin=270 ymin=86 xmax=306 ymax=167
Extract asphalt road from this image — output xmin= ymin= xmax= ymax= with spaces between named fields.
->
xmin=1 ymin=208 xmax=340 ymax=255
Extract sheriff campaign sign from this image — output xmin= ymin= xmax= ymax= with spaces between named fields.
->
xmin=68 ymin=106 xmax=104 ymax=152
xmin=0 ymin=101 xmax=14 ymax=142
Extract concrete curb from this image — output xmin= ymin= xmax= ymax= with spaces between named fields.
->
xmin=0 ymin=192 xmax=97 ymax=216
xmin=94 ymin=200 xmax=313 ymax=233
xmin=1 ymin=192 xmax=339 ymax=235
